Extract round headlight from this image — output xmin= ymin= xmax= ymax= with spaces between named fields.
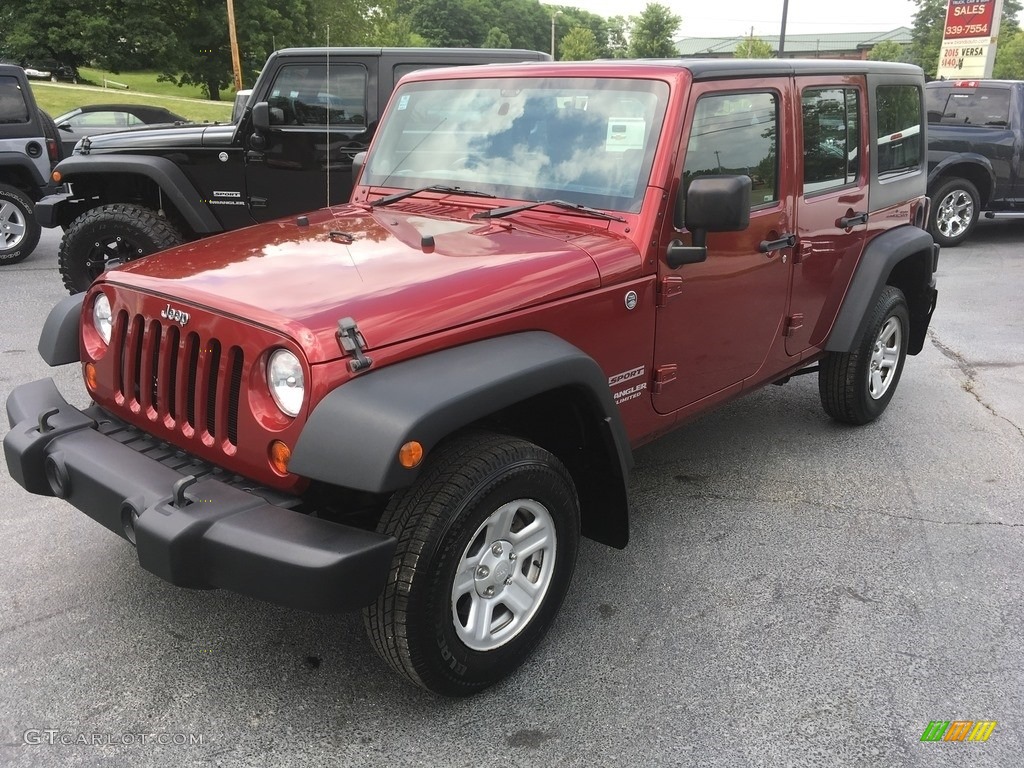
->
xmin=267 ymin=349 xmax=304 ymax=417
xmin=92 ymin=293 xmax=113 ymax=345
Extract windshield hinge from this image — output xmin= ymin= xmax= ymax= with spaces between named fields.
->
xmin=336 ymin=317 xmax=373 ymax=372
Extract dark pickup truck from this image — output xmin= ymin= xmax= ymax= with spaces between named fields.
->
xmin=925 ymin=78 xmax=1024 ymax=246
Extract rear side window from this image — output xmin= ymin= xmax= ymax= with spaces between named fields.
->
xmin=266 ymin=64 xmax=367 ymax=128
xmin=876 ymin=85 xmax=923 ymax=177
xmin=0 ymin=76 xmax=30 ymax=124
xmin=927 ymin=86 xmax=1010 ymax=127
xmin=802 ymin=88 xmax=860 ymax=195
xmin=683 ymin=91 xmax=778 ymax=209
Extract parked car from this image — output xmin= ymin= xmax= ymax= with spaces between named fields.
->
xmin=6 ymin=59 xmax=939 ymax=696
xmin=925 ymin=78 xmax=1024 ymax=246
xmin=22 ymin=65 xmax=51 ymax=80
xmin=53 ymin=104 xmax=189 ymax=155
xmin=35 ymin=46 xmax=552 ymax=293
xmin=0 ymin=64 xmax=62 ymax=264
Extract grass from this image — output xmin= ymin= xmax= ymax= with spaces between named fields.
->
xmin=28 ymin=67 xmax=236 ymax=123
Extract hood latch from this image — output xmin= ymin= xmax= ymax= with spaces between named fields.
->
xmin=337 ymin=317 xmax=373 ymax=373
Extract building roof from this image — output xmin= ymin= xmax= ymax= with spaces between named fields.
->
xmin=675 ymin=27 xmax=912 ymax=57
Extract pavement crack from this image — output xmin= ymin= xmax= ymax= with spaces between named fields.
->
xmin=928 ymin=330 xmax=1024 ymax=441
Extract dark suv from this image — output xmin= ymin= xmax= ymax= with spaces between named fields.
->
xmin=0 ymin=64 xmax=61 ymax=264
xmin=35 ymin=47 xmax=550 ymax=293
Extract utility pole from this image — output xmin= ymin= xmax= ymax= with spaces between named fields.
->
xmin=226 ymin=0 xmax=243 ymax=91
xmin=779 ymin=0 xmax=789 ymax=57
xmin=551 ymin=10 xmax=562 ymax=59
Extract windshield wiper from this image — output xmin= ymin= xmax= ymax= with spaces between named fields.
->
xmin=471 ymin=199 xmax=625 ymax=222
xmin=369 ymin=185 xmax=496 ymax=208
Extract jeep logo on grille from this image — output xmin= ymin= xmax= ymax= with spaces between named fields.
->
xmin=160 ymin=303 xmax=190 ymax=326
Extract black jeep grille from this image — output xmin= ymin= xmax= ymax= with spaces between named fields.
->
xmin=115 ymin=310 xmax=244 ymax=449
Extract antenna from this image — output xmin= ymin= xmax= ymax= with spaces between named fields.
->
xmin=325 ymin=25 xmax=331 ymax=210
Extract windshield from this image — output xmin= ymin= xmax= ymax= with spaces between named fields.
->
xmin=363 ymin=77 xmax=670 ymax=214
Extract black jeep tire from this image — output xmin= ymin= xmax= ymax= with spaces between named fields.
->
xmin=59 ymin=204 xmax=184 ymax=294
xmin=364 ymin=431 xmax=580 ymax=696
xmin=819 ymin=285 xmax=910 ymax=425
xmin=929 ymin=177 xmax=980 ymax=248
xmin=0 ymin=183 xmax=41 ymax=265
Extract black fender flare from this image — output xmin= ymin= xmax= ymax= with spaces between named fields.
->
xmin=927 ymin=153 xmax=996 ymax=202
xmin=37 ymin=293 xmax=84 ymax=366
xmin=826 ymin=226 xmax=936 ymax=356
xmin=290 ymin=332 xmax=634 ymax=548
xmin=52 ymin=155 xmax=222 ymax=234
xmin=0 ymin=152 xmax=48 ymax=189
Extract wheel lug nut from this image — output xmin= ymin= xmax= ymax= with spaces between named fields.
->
xmin=509 ymin=552 xmax=517 ymax=562
xmin=477 ymin=566 xmax=489 ymax=579
xmin=484 ymin=586 xmax=495 ymax=597
xmin=491 ymin=543 xmax=503 ymax=556
xmin=504 ymin=577 xmax=513 ymax=586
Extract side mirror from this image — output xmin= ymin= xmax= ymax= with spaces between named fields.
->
xmin=58 ymin=123 xmax=73 ymax=132
xmin=352 ymin=151 xmax=367 ymax=185
xmin=667 ymin=175 xmax=752 ymax=269
xmin=251 ymin=101 xmax=271 ymax=132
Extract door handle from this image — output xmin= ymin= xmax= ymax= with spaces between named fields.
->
xmin=837 ymin=211 xmax=868 ymax=228
xmin=758 ymin=234 xmax=796 ymax=253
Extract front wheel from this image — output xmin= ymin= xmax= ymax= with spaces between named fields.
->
xmin=364 ymin=431 xmax=580 ymax=696
xmin=929 ymin=177 xmax=980 ymax=247
xmin=819 ymin=285 xmax=910 ymax=425
xmin=0 ymin=183 xmax=41 ymax=265
xmin=58 ymin=204 xmax=184 ymax=294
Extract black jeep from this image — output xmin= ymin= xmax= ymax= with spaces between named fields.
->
xmin=36 ymin=47 xmax=549 ymax=293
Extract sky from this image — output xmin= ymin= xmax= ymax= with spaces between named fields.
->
xmin=565 ymin=0 xmax=923 ymax=38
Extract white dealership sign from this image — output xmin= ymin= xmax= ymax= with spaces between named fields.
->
xmin=936 ymin=0 xmax=1004 ymax=79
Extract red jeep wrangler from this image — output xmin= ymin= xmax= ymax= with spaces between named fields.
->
xmin=4 ymin=60 xmax=937 ymax=696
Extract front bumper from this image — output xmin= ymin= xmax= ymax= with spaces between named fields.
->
xmin=34 ymin=190 xmax=73 ymax=228
xmin=3 ymin=378 xmax=395 ymax=612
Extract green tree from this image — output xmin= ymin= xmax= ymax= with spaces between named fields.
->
xmin=483 ymin=26 xmax=513 ymax=48
xmin=994 ymin=28 xmax=1024 ymax=78
xmin=628 ymin=3 xmax=681 ymax=58
xmin=734 ymin=36 xmax=774 ymax=58
xmin=868 ymin=39 xmax=906 ymax=62
xmin=560 ymin=27 xmax=600 ymax=60
xmin=606 ymin=15 xmax=632 ymax=58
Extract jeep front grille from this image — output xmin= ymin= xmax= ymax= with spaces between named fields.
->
xmin=115 ymin=310 xmax=244 ymax=449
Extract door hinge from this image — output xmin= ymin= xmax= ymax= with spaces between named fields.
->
xmin=793 ymin=241 xmax=807 ymax=264
xmin=657 ymin=275 xmax=684 ymax=307
xmin=250 ymin=196 xmax=268 ymax=209
xmin=783 ymin=313 xmax=805 ymax=337
xmin=653 ymin=364 xmax=677 ymax=393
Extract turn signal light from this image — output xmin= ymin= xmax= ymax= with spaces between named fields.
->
xmin=398 ymin=441 xmax=424 ymax=468
xmin=51 ymin=170 xmax=61 ymax=183
xmin=269 ymin=440 xmax=292 ymax=475
xmin=83 ymin=362 xmax=98 ymax=390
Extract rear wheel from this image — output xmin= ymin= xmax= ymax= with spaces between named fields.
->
xmin=0 ymin=183 xmax=40 ymax=265
xmin=364 ymin=431 xmax=580 ymax=696
xmin=58 ymin=204 xmax=184 ymax=294
xmin=819 ymin=286 xmax=910 ymax=425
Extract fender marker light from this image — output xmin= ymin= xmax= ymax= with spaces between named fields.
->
xmin=399 ymin=441 xmax=424 ymax=468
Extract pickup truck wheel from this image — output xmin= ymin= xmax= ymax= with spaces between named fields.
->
xmin=364 ymin=431 xmax=580 ymax=696
xmin=929 ymin=177 xmax=979 ymax=247
xmin=819 ymin=286 xmax=909 ymax=425
xmin=0 ymin=183 xmax=40 ymax=265
xmin=59 ymin=204 xmax=184 ymax=294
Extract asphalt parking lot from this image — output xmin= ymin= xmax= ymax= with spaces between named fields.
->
xmin=1 ymin=221 xmax=1022 ymax=767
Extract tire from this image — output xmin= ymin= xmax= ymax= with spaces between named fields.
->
xmin=929 ymin=177 xmax=980 ymax=248
xmin=819 ymin=285 xmax=910 ymax=425
xmin=364 ymin=431 xmax=580 ymax=696
xmin=59 ymin=204 xmax=184 ymax=294
xmin=0 ymin=183 xmax=41 ymax=265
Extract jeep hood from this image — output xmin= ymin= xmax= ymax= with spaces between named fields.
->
xmin=105 ymin=204 xmax=637 ymax=363
xmin=77 ymin=122 xmax=237 ymax=152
